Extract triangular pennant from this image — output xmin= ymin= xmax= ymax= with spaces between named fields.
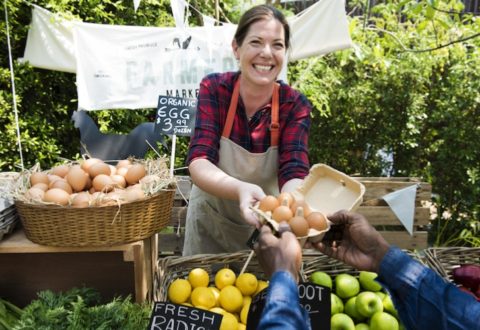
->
xmin=382 ymin=184 xmax=418 ymax=235
xmin=133 ymin=0 xmax=141 ymax=12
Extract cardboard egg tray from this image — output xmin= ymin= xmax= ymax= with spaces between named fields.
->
xmin=252 ymin=163 xmax=365 ymax=244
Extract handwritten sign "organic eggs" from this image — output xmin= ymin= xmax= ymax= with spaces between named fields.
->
xmin=155 ymin=95 xmax=197 ymax=136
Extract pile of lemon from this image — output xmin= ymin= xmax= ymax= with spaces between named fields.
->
xmin=167 ymin=267 xmax=269 ymax=330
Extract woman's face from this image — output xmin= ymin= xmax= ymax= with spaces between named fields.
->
xmin=232 ymin=17 xmax=286 ymax=87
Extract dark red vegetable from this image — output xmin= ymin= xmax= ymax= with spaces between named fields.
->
xmin=452 ymin=264 xmax=480 ymax=290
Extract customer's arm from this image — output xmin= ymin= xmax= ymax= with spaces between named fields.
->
xmin=314 ymin=210 xmax=480 ymax=330
xmin=254 ymin=224 xmax=311 ymax=330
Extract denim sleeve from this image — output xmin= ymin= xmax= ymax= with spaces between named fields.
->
xmin=377 ymin=247 xmax=480 ymax=330
xmin=257 ymin=271 xmax=311 ymax=330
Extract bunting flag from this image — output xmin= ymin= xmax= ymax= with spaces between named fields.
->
xmin=133 ymin=0 xmax=141 ymax=12
xmin=382 ymin=184 xmax=419 ymax=235
xmin=170 ymin=0 xmax=188 ymax=29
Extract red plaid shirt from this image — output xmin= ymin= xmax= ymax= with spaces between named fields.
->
xmin=187 ymin=71 xmax=311 ymax=189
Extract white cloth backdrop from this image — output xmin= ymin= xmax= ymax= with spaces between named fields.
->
xmin=20 ymin=0 xmax=352 ymax=110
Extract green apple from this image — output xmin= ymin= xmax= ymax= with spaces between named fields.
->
xmin=369 ymin=311 xmax=399 ymax=330
xmin=335 ymin=274 xmax=360 ymax=299
xmin=355 ymin=323 xmax=370 ymax=330
xmin=382 ymin=295 xmax=398 ymax=317
xmin=310 ymin=271 xmax=332 ymax=288
xmin=355 ymin=291 xmax=384 ymax=318
xmin=359 ymin=271 xmax=383 ymax=292
xmin=331 ymin=293 xmax=344 ymax=314
xmin=344 ymin=296 xmax=365 ymax=322
xmin=374 ymin=291 xmax=386 ymax=301
xmin=331 ymin=313 xmax=355 ymax=330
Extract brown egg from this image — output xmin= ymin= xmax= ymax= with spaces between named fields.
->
xmin=43 ymin=188 xmax=70 ymax=206
xmin=66 ymin=167 xmax=88 ymax=192
xmin=290 ymin=199 xmax=312 ymax=218
xmin=50 ymin=164 xmax=70 ymax=178
xmin=116 ymin=159 xmax=132 ymax=168
xmin=32 ymin=183 xmax=49 ymax=192
xmin=88 ymin=162 xmax=111 ymax=178
xmin=272 ymin=205 xmax=293 ymax=223
xmin=124 ymin=187 xmax=145 ymax=202
xmin=92 ymin=174 xmax=114 ymax=192
xmin=277 ymin=192 xmax=293 ymax=208
xmin=288 ymin=216 xmax=310 ymax=237
xmin=25 ymin=187 xmax=45 ymax=202
xmin=108 ymin=165 xmax=117 ymax=176
xmin=125 ymin=164 xmax=146 ymax=185
xmin=111 ymin=174 xmax=126 ymax=188
xmin=259 ymin=195 xmax=280 ymax=212
xmin=71 ymin=192 xmax=91 ymax=208
xmin=306 ymin=212 xmax=328 ymax=231
xmin=80 ymin=158 xmax=102 ymax=172
xmin=30 ymin=172 xmax=49 ymax=186
xmin=50 ymin=179 xmax=73 ymax=194
xmin=116 ymin=167 xmax=129 ymax=177
xmin=47 ymin=175 xmax=63 ymax=187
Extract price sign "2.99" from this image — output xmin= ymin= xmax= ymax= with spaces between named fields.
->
xmin=155 ymin=95 xmax=197 ymax=136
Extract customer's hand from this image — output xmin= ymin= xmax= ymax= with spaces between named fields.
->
xmin=314 ymin=210 xmax=390 ymax=273
xmin=254 ymin=223 xmax=302 ymax=282
xmin=238 ymin=182 xmax=265 ymax=228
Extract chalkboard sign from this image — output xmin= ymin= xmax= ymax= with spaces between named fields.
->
xmin=155 ymin=95 xmax=197 ymax=136
xmin=247 ymin=283 xmax=331 ymax=330
xmin=148 ymin=302 xmax=222 ymax=330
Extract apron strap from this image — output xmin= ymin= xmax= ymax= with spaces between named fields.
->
xmin=222 ymin=79 xmax=280 ymax=147
xmin=270 ymin=83 xmax=280 ymax=147
xmin=222 ymin=79 xmax=240 ymax=140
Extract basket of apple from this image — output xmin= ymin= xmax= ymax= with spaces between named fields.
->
xmin=425 ymin=247 xmax=480 ymax=300
xmin=301 ymin=251 xmax=426 ymax=330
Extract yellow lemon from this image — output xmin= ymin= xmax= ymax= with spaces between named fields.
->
xmin=181 ymin=302 xmax=193 ymax=307
xmin=243 ymin=295 xmax=252 ymax=307
xmin=191 ymin=287 xmax=216 ymax=309
xmin=168 ymin=278 xmax=192 ymax=304
xmin=219 ymin=285 xmax=244 ymax=313
xmin=238 ymin=323 xmax=246 ymax=330
xmin=240 ymin=301 xmax=250 ymax=324
xmin=220 ymin=312 xmax=238 ymax=330
xmin=236 ymin=273 xmax=258 ymax=296
xmin=188 ymin=268 xmax=210 ymax=288
xmin=215 ymin=268 xmax=236 ymax=289
xmin=254 ymin=280 xmax=269 ymax=296
xmin=209 ymin=286 xmax=220 ymax=306
xmin=210 ymin=307 xmax=226 ymax=315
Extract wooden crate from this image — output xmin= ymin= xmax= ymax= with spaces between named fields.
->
xmin=158 ymin=176 xmax=431 ymax=255
xmin=354 ymin=177 xmax=431 ymax=250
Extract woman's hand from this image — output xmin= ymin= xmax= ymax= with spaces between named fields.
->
xmin=238 ymin=182 xmax=265 ymax=227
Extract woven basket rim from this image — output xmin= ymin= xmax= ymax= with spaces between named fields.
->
xmin=14 ymin=187 xmax=176 ymax=209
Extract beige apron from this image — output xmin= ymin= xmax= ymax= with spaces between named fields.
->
xmin=183 ymin=80 xmax=281 ymax=255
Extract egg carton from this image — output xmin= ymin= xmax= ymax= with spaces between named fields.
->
xmin=252 ymin=163 xmax=365 ymax=244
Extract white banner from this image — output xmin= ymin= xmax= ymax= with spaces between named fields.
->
xmin=21 ymin=0 xmax=352 ymax=110
xmin=21 ymin=5 xmax=77 ymax=73
xmin=75 ymin=23 xmax=237 ymax=109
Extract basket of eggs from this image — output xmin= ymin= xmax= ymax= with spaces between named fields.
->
xmin=12 ymin=157 xmax=176 ymax=247
xmin=251 ymin=163 xmax=366 ymax=245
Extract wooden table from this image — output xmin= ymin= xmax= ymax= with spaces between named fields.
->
xmin=0 ymin=228 xmax=157 ymax=307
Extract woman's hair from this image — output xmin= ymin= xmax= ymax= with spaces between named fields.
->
xmin=234 ymin=4 xmax=290 ymax=49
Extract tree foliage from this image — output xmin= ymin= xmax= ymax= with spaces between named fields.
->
xmin=289 ymin=0 xmax=480 ymax=246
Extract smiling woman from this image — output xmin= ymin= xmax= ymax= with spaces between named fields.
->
xmin=182 ymin=4 xmax=313 ymax=256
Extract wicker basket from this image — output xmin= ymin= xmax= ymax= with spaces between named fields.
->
xmin=424 ymin=247 xmax=480 ymax=282
xmin=301 ymin=249 xmax=427 ymax=281
xmin=155 ymin=250 xmax=273 ymax=302
xmin=15 ymin=188 xmax=175 ymax=247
